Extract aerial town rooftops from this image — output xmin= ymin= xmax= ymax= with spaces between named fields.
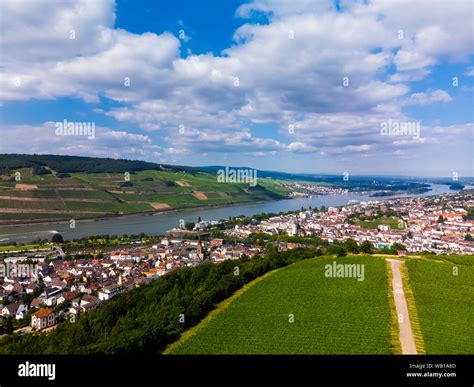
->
xmin=32 ymin=307 xmax=54 ymax=319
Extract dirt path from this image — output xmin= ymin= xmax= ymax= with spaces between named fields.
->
xmin=192 ymin=191 xmax=208 ymax=200
xmin=387 ymin=258 xmax=417 ymax=354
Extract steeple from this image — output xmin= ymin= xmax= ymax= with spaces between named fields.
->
xmin=197 ymin=234 xmax=203 ymax=255
xmin=195 ymin=234 xmax=206 ymax=262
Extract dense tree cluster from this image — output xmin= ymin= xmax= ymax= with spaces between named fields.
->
xmin=0 ymin=154 xmax=198 ymax=174
xmin=51 ymin=234 xmax=64 ymax=243
xmin=184 ymin=222 xmax=196 ymax=231
xmin=31 ymin=166 xmax=51 ymax=175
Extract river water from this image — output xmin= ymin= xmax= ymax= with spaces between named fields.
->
xmin=0 ymin=183 xmax=463 ymax=244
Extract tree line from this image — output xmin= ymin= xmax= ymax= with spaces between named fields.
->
xmin=0 ymin=247 xmax=316 ymax=354
xmin=0 ymin=154 xmax=199 ymax=174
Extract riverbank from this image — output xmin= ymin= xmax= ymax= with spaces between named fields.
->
xmin=0 ymin=183 xmax=460 ymax=244
xmin=0 ymin=197 xmax=277 ymax=228
xmin=2 ymin=183 xmax=468 ymax=229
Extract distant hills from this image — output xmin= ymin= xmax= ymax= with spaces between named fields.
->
xmin=197 ymin=165 xmax=330 ymax=182
xmin=1 ymin=154 xmax=471 ymax=183
xmin=197 ymin=165 xmax=436 ymax=193
xmin=0 ymin=154 xmax=197 ymax=174
xmin=0 ymin=154 xmax=470 ymax=226
xmin=0 ymin=154 xmax=289 ymax=225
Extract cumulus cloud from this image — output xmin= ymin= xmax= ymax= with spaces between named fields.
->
xmin=0 ymin=0 xmax=115 ymax=64
xmin=0 ymin=0 xmax=472 ymax=172
xmin=0 ymin=122 xmax=162 ymax=160
xmin=164 ymin=128 xmax=286 ymax=156
xmin=406 ymin=89 xmax=452 ymax=105
xmin=236 ymin=0 xmax=335 ymax=19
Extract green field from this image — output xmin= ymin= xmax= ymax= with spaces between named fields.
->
xmin=169 ymin=256 xmax=392 ymax=354
xmin=355 ymin=216 xmax=404 ymax=230
xmin=406 ymin=256 xmax=474 ymax=354
xmin=0 ymin=243 xmax=43 ymax=252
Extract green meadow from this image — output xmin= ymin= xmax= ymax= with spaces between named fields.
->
xmin=355 ymin=216 xmax=404 ymax=230
xmin=169 ymin=256 xmax=392 ymax=354
xmin=406 ymin=256 xmax=474 ymax=354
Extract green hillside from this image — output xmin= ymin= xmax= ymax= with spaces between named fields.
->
xmin=168 ymin=255 xmax=474 ymax=355
xmin=0 ymin=154 xmax=290 ymax=224
xmin=355 ymin=216 xmax=405 ymax=230
xmin=406 ymin=256 xmax=474 ymax=354
xmin=169 ymin=256 xmax=392 ymax=354
xmin=0 ymin=250 xmax=471 ymax=355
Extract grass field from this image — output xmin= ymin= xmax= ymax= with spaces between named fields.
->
xmin=406 ymin=256 xmax=474 ymax=354
xmin=0 ymin=243 xmax=43 ymax=252
xmin=355 ymin=216 xmax=404 ymax=230
xmin=168 ymin=256 xmax=392 ymax=354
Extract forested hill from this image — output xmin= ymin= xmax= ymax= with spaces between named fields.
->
xmin=0 ymin=154 xmax=198 ymax=174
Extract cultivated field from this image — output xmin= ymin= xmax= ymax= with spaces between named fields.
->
xmin=169 ymin=256 xmax=392 ymax=354
xmin=406 ymin=256 xmax=474 ymax=354
xmin=0 ymin=168 xmax=291 ymax=224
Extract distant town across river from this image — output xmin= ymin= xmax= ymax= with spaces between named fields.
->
xmin=0 ymin=183 xmax=468 ymax=244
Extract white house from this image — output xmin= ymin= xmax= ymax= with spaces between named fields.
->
xmin=98 ymin=284 xmax=122 ymax=301
xmin=15 ymin=304 xmax=28 ymax=320
xmin=2 ymin=303 xmax=18 ymax=317
xmin=31 ymin=308 xmax=56 ymax=330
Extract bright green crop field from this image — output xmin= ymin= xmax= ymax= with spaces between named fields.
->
xmin=406 ymin=256 xmax=474 ymax=354
xmin=169 ymin=256 xmax=392 ymax=354
xmin=355 ymin=216 xmax=404 ymax=230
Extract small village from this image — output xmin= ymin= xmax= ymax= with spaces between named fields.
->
xmin=0 ymin=235 xmax=264 ymax=335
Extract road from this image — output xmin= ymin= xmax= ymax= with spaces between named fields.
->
xmin=387 ymin=258 xmax=417 ymax=355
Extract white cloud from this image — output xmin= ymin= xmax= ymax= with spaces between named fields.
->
xmin=286 ymin=142 xmax=317 ymax=153
xmin=1 ymin=0 xmax=115 ymax=64
xmin=406 ymin=89 xmax=452 ymax=105
xmin=0 ymin=0 xmax=472 ymax=170
xmin=0 ymin=122 xmax=161 ymax=160
xmin=236 ymin=0 xmax=334 ymax=19
xmin=163 ymin=128 xmax=286 ymax=155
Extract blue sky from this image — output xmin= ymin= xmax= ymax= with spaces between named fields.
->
xmin=116 ymin=0 xmax=245 ymax=55
xmin=0 ymin=0 xmax=473 ymax=176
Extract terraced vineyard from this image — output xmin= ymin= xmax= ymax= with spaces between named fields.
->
xmin=406 ymin=256 xmax=474 ymax=354
xmin=0 ymin=165 xmax=290 ymax=224
xmin=168 ymin=256 xmax=392 ymax=354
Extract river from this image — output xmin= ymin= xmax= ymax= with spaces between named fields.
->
xmin=0 ymin=183 xmax=465 ymax=244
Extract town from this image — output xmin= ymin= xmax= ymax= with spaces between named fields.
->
xmin=0 ymin=234 xmax=265 ymax=335
xmin=282 ymin=181 xmax=349 ymax=197
xmin=225 ymin=191 xmax=474 ymax=255
xmin=0 ymin=189 xmax=472 ymax=336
